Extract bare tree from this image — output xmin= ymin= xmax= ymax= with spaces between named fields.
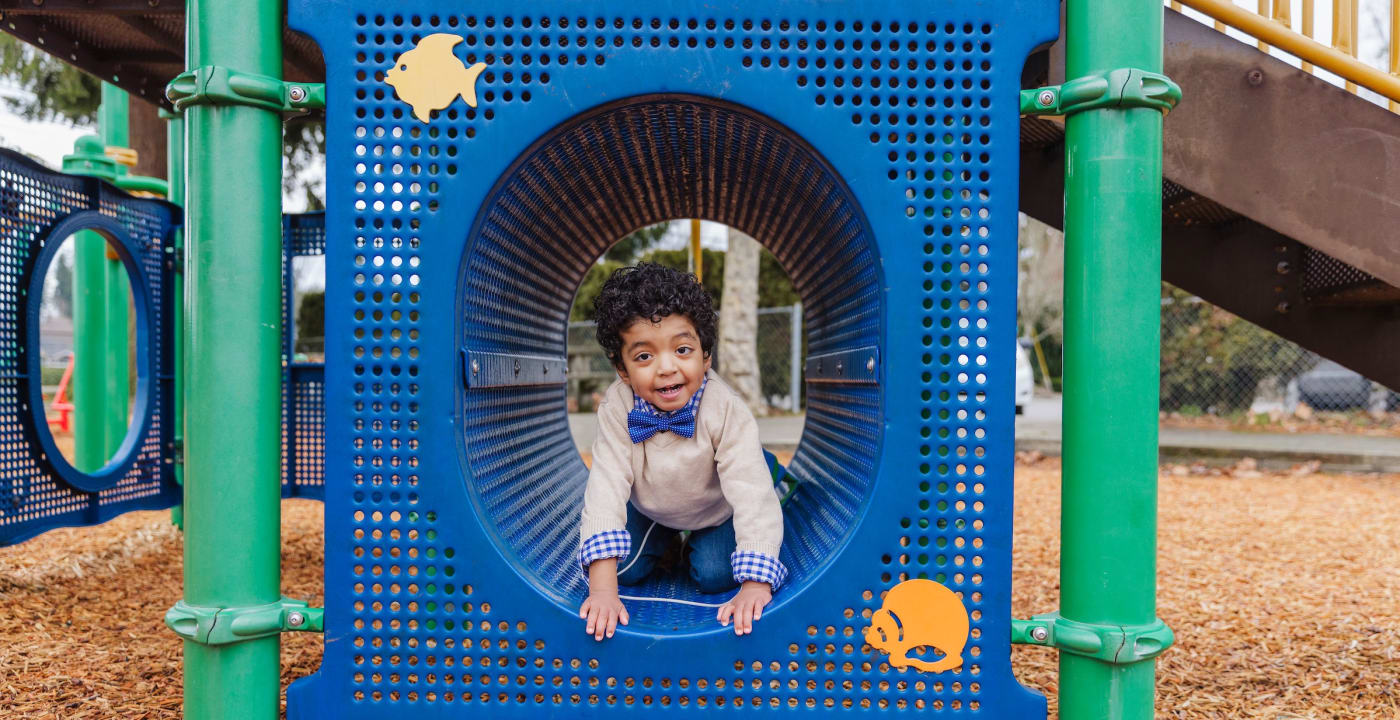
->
xmin=716 ymin=227 xmax=766 ymax=415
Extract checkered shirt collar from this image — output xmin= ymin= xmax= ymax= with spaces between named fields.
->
xmin=632 ymin=374 xmax=708 ymax=417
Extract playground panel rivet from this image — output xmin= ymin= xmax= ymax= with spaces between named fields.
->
xmin=1037 ymin=89 xmax=1057 ymax=107
xmin=866 ymin=356 xmax=876 ymax=373
xmin=1030 ymin=626 xmax=1049 ymax=642
xmin=287 ymin=611 xmax=305 ymax=628
xmin=288 ymin=86 xmax=307 ymax=102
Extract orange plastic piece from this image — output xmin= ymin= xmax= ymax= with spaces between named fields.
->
xmin=384 ymin=33 xmax=488 ymax=123
xmin=864 ymin=578 xmax=970 ymax=673
xmin=48 ymin=354 xmax=75 ymax=433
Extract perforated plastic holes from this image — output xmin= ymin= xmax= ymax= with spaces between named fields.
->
xmin=288 ymin=1 xmax=1055 ymax=717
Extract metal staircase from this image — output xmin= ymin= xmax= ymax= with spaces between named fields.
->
xmin=1021 ymin=8 xmax=1400 ymax=389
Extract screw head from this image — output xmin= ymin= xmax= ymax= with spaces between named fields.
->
xmin=1276 ymin=301 xmax=1291 ymax=314
xmin=1246 ymin=69 xmax=1264 ymax=87
xmin=288 ymin=86 xmax=307 ymax=103
xmin=1037 ymin=89 xmax=1056 ymax=107
xmin=866 ymin=357 xmax=876 ymax=373
xmin=470 ymin=359 xmax=480 ymax=374
xmin=287 ymin=611 xmax=306 ymax=628
xmin=1030 ymin=626 xmax=1049 ymax=642
xmin=1276 ymin=260 xmax=1292 ymax=275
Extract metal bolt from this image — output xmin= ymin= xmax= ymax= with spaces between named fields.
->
xmin=1275 ymin=260 xmax=1292 ymax=275
xmin=288 ymin=86 xmax=307 ymax=103
xmin=1275 ymin=301 xmax=1291 ymax=314
xmin=287 ymin=611 xmax=306 ymax=628
xmin=836 ymin=361 xmax=844 ymax=375
xmin=866 ymin=357 xmax=876 ymax=373
xmin=1036 ymin=89 xmax=1056 ymax=107
xmin=1245 ymin=69 xmax=1264 ymax=87
xmin=470 ymin=359 xmax=480 ymax=374
xmin=1030 ymin=626 xmax=1049 ymax=643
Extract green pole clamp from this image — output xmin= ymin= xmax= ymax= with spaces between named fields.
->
xmin=165 ymin=66 xmax=326 ymax=115
xmin=1020 ymin=68 xmax=1181 ymax=117
xmin=1012 ymin=612 xmax=1174 ymax=664
xmin=165 ymin=596 xmax=324 ymax=647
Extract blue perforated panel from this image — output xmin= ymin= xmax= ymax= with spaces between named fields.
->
xmin=284 ymin=212 xmax=327 ymax=500
xmin=0 ymin=148 xmax=179 ymax=546
xmin=288 ymin=1 xmax=1056 ymax=716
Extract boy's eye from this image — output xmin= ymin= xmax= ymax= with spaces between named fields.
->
xmin=676 ymin=346 xmax=692 ymax=356
xmin=634 ymin=353 xmax=652 ymax=362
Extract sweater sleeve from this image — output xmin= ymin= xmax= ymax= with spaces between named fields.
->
xmin=578 ymin=384 xmax=635 ymax=560
xmin=712 ymin=386 xmax=786 ymax=565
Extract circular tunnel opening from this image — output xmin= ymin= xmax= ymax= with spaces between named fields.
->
xmin=458 ymin=95 xmax=882 ymax=631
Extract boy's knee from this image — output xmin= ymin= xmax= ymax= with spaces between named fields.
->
xmin=691 ymin=563 xmax=738 ymax=594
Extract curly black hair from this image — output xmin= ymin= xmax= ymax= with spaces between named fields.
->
xmin=593 ymin=262 xmax=717 ymax=369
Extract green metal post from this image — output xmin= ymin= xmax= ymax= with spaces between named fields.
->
xmin=99 ymin=83 xmax=132 ymax=457
xmin=1059 ymin=0 xmax=1165 ymax=718
xmin=181 ymin=0 xmax=284 ymax=717
xmin=70 ymin=158 xmax=108 ymax=472
xmin=162 ymin=108 xmax=186 ymax=530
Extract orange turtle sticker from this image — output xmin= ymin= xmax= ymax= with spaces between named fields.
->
xmin=864 ymin=578 xmax=970 ymax=673
xmin=385 ymin=33 xmax=488 ymax=123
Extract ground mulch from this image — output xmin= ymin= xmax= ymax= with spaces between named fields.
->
xmin=1160 ymin=410 xmax=1400 ymax=439
xmin=2 ymin=460 xmax=1396 ymax=718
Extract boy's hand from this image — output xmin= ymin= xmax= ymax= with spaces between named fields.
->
xmin=579 ymin=592 xmax=629 ymax=641
xmin=718 ymin=581 xmax=772 ymax=635
xmin=580 ymin=557 xmax=627 ymax=641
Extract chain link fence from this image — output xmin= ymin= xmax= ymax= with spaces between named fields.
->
xmin=567 ymin=304 xmax=804 ymax=414
xmin=1159 ymin=289 xmax=1398 ymax=424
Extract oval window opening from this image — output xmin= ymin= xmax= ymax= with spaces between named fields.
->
xmin=459 ymin=96 xmax=883 ymax=633
xmin=35 ymin=230 xmax=147 ymax=478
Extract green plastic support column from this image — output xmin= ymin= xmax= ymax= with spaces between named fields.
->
xmin=71 ymin=197 xmax=107 ymax=473
xmin=1059 ymin=0 xmax=1166 ymax=719
xmin=181 ymin=0 xmax=285 ymax=717
xmin=99 ymin=83 xmax=132 ymax=458
xmin=162 ymin=109 xmax=186 ymax=530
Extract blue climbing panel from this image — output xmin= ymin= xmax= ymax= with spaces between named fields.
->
xmin=287 ymin=0 xmax=1057 ymax=716
xmin=0 ymin=148 xmax=179 ymax=546
xmin=283 ymin=212 xmax=327 ymax=500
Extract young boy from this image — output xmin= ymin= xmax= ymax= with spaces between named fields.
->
xmin=577 ymin=262 xmax=786 ymax=641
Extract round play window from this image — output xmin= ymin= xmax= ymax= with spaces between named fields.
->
xmin=457 ymin=95 xmax=883 ymax=631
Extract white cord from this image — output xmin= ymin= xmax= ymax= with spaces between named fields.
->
xmin=616 ymin=521 xmax=657 ymax=576
xmin=618 ymin=594 xmax=726 ymax=608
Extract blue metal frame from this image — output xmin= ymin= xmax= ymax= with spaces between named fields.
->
xmin=24 ymin=212 xmax=157 ymax=493
xmin=288 ymin=1 xmax=1057 ymax=716
xmin=0 ymin=147 xmax=179 ymax=546
xmin=283 ymin=212 xmax=327 ymax=500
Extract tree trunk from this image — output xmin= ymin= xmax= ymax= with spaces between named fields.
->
xmin=716 ymin=227 xmax=766 ymax=416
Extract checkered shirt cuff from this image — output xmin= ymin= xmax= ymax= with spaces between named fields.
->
xmin=579 ymin=529 xmax=631 ymax=569
xmin=730 ymin=551 xmax=788 ymax=591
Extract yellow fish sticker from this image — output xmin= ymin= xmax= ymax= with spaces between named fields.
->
xmin=864 ymin=578 xmax=970 ymax=673
xmin=385 ymin=33 xmax=487 ymax=123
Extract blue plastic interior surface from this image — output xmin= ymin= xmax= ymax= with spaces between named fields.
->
xmin=0 ymin=147 xmax=179 ymax=546
xmin=288 ymin=1 xmax=1057 ymax=716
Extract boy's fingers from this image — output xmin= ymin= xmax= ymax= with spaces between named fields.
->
xmin=606 ymin=612 xmax=618 ymax=638
xmin=717 ymin=603 xmax=732 ymax=625
xmin=585 ymin=606 xmax=597 ymax=634
xmin=620 ymin=606 xmax=630 ymax=625
xmin=594 ymin=610 xmax=607 ymax=641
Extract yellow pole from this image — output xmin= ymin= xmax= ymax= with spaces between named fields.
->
xmin=1392 ymin=0 xmax=1399 ymax=111
xmin=1257 ymin=0 xmax=1271 ymax=52
xmin=690 ymin=218 xmax=703 ymax=282
xmin=1302 ymin=0 xmax=1316 ymax=73
xmin=1334 ymin=0 xmax=1358 ymax=92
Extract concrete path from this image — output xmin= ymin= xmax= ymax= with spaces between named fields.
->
xmin=570 ymin=391 xmax=1400 ymax=472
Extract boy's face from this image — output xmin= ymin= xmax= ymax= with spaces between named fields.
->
xmin=615 ymin=313 xmax=711 ymax=412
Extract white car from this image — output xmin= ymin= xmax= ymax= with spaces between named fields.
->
xmin=1015 ymin=343 xmax=1034 ymax=415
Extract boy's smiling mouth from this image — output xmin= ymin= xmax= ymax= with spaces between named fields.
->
xmin=655 ymin=383 xmax=686 ymax=401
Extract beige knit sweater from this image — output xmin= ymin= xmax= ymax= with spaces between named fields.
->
xmin=579 ymin=370 xmax=784 ymax=560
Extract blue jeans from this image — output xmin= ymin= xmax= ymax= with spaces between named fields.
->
xmin=615 ymin=502 xmax=738 ymax=594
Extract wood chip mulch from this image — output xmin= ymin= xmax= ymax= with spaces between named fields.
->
xmin=2 ymin=460 xmax=1397 ymax=718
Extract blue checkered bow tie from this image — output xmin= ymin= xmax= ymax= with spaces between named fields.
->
xmin=626 ymin=376 xmax=708 ymax=443
xmin=627 ymin=406 xmax=697 ymax=443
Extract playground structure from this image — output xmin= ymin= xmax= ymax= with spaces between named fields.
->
xmin=0 ymin=1 xmax=1395 ymax=719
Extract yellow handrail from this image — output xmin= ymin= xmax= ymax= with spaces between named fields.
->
xmin=1174 ymin=0 xmax=1400 ymax=105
